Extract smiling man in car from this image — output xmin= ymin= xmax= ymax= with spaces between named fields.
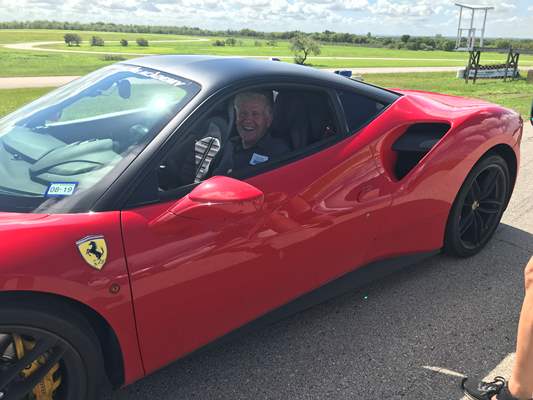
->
xmin=232 ymin=91 xmax=290 ymax=169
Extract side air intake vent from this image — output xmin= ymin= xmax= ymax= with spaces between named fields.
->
xmin=392 ymin=123 xmax=450 ymax=180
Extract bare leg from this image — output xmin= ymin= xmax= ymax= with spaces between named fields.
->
xmin=507 ymin=256 xmax=533 ymax=399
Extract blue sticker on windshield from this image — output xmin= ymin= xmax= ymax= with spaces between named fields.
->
xmin=46 ymin=182 xmax=78 ymax=197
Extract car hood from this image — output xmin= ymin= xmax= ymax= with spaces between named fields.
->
xmin=395 ymin=89 xmax=493 ymax=108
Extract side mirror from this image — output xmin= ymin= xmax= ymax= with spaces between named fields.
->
xmin=151 ymin=177 xmax=264 ymax=231
xmin=172 ymin=176 xmax=264 ymax=218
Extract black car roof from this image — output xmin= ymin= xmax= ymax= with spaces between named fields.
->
xmin=121 ymin=55 xmax=399 ymax=103
xmin=121 ymin=55 xmax=363 ymax=91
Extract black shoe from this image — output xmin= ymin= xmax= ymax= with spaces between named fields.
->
xmin=461 ymin=376 xmax=519 ymax=400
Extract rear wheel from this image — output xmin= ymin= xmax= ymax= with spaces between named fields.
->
xmin=444 ymin=154 xmax=510 ymax=257
xmin=0 ymin=299 xmax=104 ymax=400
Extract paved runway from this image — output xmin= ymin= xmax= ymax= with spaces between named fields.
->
xmin=99 ymin=125 xmax=532 ymax=399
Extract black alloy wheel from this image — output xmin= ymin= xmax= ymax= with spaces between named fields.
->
xmin=445 ymin=154 xmax=510 ymax=257
xmin=0 ymin=298 xmax=105 ymax=400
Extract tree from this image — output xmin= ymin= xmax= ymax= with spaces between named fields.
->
xmin=225 ymin=37 xmax=236 ymax=46
xmin=90 ymin=36 xmax=104 ymax=46
xmin=120 ymin=39 xmax=128 ymax=46
xmin=406 ymin=40 xmax=420 ymax=50
xmin=136 ymin=38 xmax=149 ymax=46
xmin=495 ymin=39 xmax=512 ymax=49
xmin=441 ymin=40 xmax=456 ymax=51
xmin=64 ymin=33 xmax=82 ymax=46
xmin=290 ymin=34 xmax=320 ymax=65
xmin=401 ymin=34 xmax=410 ymax=43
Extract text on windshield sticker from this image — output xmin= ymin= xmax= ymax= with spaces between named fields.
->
xmin=46 ymin=182 xmax=78 ymax=197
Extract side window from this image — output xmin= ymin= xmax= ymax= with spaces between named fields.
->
xmin=269 ymin=89 xmax=338 ymax=151
xmin=338 ymin=91 xmax=385 ymax=134
xmin=157 ymin=87 xmax=339 ymax=193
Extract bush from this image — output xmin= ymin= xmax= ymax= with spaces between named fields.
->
xmin=254 ymin=40 xmax=263 ymax=47
xmin=495 ymin=39 xmax=512 ymax=49
xmin=225 ymin=37 xmax=236 ymax=46
xmin=136 ymin=38 xmax=149 ymax=47
xmin=90 ymin=36 xmax=104 ymax=46
xmin=120 ymin=39 xmax=128 ymax=47
xmin=103 ymin=55 xmax=126 ymax=61
xmin=64 ymin=33 xmax=82 ymax=46
xmin=212 ymin=40 xmax=225 ymax=47
xmin=440 ymin=40 xmax=456 ymax=51
xmin=405 ymin=41 xmax=420 ymax=51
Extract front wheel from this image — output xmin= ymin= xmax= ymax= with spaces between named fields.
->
xmin=0 ymin=298 xmax=104 ymax=400
xmin=444 ymin=154 xmax=510 ymax=257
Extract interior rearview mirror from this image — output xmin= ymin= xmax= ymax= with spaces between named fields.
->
xmin=118 ymin=79 xmax=132 ymax=99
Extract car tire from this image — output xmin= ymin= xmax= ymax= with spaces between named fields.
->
xmin=0 ymin=297 xmax=105 ymax=400
xmin=444 ymin=154 xmax=510 ymax=257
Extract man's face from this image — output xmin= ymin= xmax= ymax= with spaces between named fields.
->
xmin=236 ymin=98 xmax=272 ymax=149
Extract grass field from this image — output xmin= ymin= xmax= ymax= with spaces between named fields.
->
xmin=0 ymin=29 xmax=199 ymax=44
xmin=0 ymin=87 xmax=52 ymax=117
xmin=2 ymin=29 xmax=533 ymax=76
xmin=0 ymin=47 xmax=124 ymax=77
xmin=38 ymin=37 xmax=533 ymax=65
xmin=367 ymin=73 xmax=533 ymax=117
xmin=1 ymin=72 xmax=531 ymax=119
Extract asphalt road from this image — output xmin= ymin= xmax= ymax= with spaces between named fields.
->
xmin=99 ymin=124 xmax=533 ymax=399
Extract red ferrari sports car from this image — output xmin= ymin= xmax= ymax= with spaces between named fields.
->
xmin=0 ymin=56 xmax=522 ymax=400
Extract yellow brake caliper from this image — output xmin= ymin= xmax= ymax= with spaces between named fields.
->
xmin=12 ymin=334 xmax=61 ymax=400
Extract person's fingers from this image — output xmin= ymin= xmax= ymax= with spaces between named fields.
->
xmin=525 ymin=255 xmax=533 ymax=291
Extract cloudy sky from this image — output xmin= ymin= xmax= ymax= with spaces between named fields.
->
xmin=1 ymin=0 xmax=532 ymax=38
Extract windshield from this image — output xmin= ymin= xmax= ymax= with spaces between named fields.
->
xmin=0 ymin=64 xmax=200 ymax=213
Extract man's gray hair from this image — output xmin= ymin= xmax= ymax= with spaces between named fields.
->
xmin=234 ymin=91 xmax=273 ymax=116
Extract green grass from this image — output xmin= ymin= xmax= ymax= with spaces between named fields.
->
xmin=39 ymin=37 xmax=533 ymax=60
xmin=1 ymin=72 xmax=531 ymax=118
xmin=0 ymin=29 xmax=199 ymax=44
xmin=2 ymin=29 xmax=533 ymax=77
xmin=0 ymin=47 xmax=127 ymax=77
xmin=37 ymin=35 xmax=533 ymax=63
xmin=0 ymin=87 xmax=52 ymax=117
xmin=365 ymin=72 xmax=533 ymax=116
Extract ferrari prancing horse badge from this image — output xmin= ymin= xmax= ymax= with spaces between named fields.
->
xmin=76 ymin=235 xmax=108 ymax=270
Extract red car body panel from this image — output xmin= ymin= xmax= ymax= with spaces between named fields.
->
xmin=0 ymin=88 xmax=522 ymax=385
xmin=366 ymin=92 xmax=521 ymax=259
xmin=0 ymin=212 xmax=145 ymax=383
xmin=121 ymin=136 xmax=391 ymax=373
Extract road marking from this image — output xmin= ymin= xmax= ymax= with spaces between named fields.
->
xmin=422 ymin=353 xmax=515 ymax=400
xmin=422 ymin=365 xmax=466 ymax=378
xmin=458 ymin=353 xmax=515 ymax=400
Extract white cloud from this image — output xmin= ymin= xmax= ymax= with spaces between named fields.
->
xmin=0 ymin=0 xmax=531 ymax=37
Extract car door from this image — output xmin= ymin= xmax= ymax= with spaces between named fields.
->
xmin=120 ymin=85 xmax=392 ymax=374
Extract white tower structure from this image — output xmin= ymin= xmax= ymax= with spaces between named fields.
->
xmin=455 ymin=3 xmax=494 ymax=50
